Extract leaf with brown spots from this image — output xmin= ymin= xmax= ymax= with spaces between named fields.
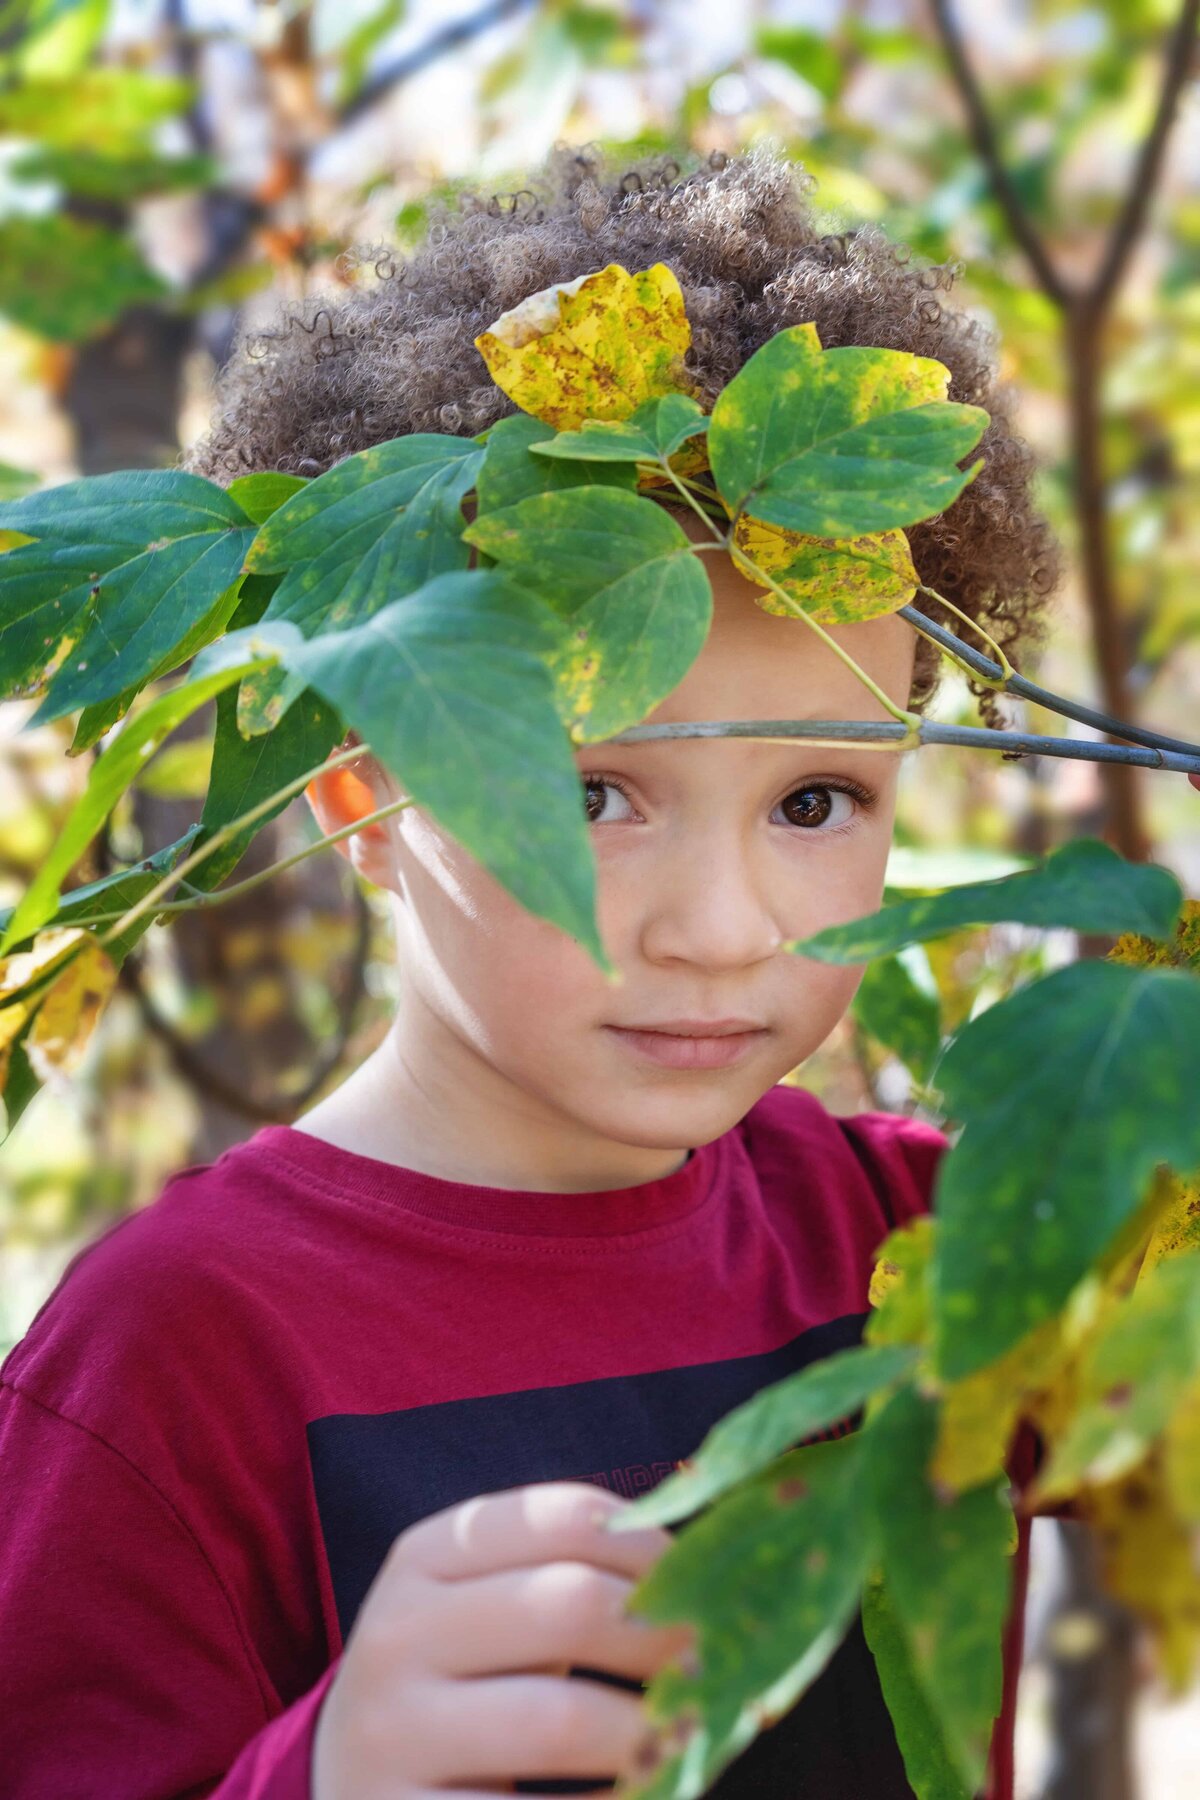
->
xmin=474 ymin=263 xmax=694 ymax=430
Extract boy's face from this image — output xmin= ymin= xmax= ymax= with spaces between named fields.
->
xmin=307 ymin=512 xmax=917 ymax=1189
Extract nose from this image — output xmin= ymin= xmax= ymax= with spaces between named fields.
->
xmin=636 ymin=835 xmax=785 ymax=970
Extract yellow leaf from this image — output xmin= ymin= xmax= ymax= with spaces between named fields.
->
xmin=733 ymin=515 xmax=919 ymax=625
xmin=1165 ymin=1379 xmax=1200 ymax=1525
xmin=866 ymin=1216 xmax=934 ymax=1347
xmin=1137 ymin=1173 xmax=1200 ymax=1279
xmin=25 ymin=933 xmax=117 ymax=1081
xmin=933 ymin=1315 xmax=1067 ymax=1493
xmin=0 ymin=924 xmax=89 ymax=1003
xmin=1083 ymin=1458 xmax=1200 ymax=1693
xmin=474 ymin=263 xmax=692 ymax=430
xmin=1107 ymin=897 xmax=1200 ymax=974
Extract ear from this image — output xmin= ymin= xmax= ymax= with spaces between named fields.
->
xmin=304 ymin=738 xmax=403 ymax=890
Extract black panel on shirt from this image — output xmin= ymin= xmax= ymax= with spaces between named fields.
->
xmin=307 ymin=1312 xmax=916 ymax=1798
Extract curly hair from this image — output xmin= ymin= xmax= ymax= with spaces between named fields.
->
xmin=184 ymin=142 xmax=1063 ymax=726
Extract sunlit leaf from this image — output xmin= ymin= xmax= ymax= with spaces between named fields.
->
xmin=708 ymin=323 xmax=988 ymax=536
xmin=733 ymin=513 xmax=918 ymax=624
xmin=23 ymin=931 xmax=117 ymax=1082
xmin=474 ymin=262 xmax=693 ymax=430
xmin=226 ymin=472 xmax=310 ymax=527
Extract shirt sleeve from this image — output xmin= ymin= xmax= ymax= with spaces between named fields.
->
xmin=835 ymin=1108 xmax=950 ymax=1233
xmin=0 ymin=1380 xmax=339 ymax=1800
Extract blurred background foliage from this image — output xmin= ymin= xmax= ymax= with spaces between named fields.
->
xmin=0 ymin=2 xmax=1197 ymax=1793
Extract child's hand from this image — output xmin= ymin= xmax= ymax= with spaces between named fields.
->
xmin=311 ymin=1480 xmax=697 ymax=1799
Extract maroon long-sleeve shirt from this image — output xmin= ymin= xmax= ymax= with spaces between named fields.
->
xmin=0 ymin=1082 xmax=1026 ymax=1797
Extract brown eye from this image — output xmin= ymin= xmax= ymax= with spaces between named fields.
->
xmin=582 ymin=775 xmax=634 ymax=825
xmin=779 ymin=786 xmax=838 ymax=828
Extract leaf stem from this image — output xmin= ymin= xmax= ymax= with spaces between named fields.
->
xmin=656 ymin=457 xmax=730 ymax=543
xmin=95 ymin=739 xmax=373 ymax=949
xmin=83 ymin=791 xmax=415 ymax=927
xmin=729 ymin=540 xmax=923 ymax=738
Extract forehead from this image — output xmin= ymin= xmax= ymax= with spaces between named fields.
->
xmin=631 ymin=508 xmax=917 ymax=735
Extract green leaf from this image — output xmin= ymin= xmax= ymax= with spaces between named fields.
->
xmin=26 ymin=527 xmax=254 ymax=724
xmin=239 ymin=445 xmax=482 ymax=735
xmin=0 ymin=826 xmax=200 ymax=965
xmin=862 ymin=1578 xmax=973 ymax=1800
xmin=791 ymin=837 xmax=1182 ymax=962
xmin=852 ymin=948 xmax=942 ymax=1084
xmin=67 ymin=568 xmax=250 ymax=754
xmin=932 ymin=961 xmax=1200 ymax=1378
xmin=473 ymin=411 xmax=637 ymax=514
xmin=0 ymin=467 xmax=249 ymax=544
xmin=0 ymin=462 xmax=38 ymax=502
xmin=0 ymin=657 xmax=274 ymax=958
xmin=260 ymin=448 xmax=483 ymax=636
xmin=528 ymin=393 xmax=710 ymax=463
xmin=188 ymin=683 xmax=344 ymax=893
xmin=614 ymin=1435 xmax=874 ymax=1796
xmin=0 ymin=69 xmax=192 ymax=153
xmin=884 ymin=845 xmax=1032 ymax=890
xmin=865 ymin=1386 xmax=1015 ymax=1791
xmin=0 ymin=471 xmax=252 ymax=701
xmin=245 ymin=434 xmax=477 ymax=572
xmin=1037 ymin=1254 xmax=1200 ymax=1498
xmin=463 ymin=485 xmax=712 ymax=742
xmin=226 ymin=472 xmax=310 ymax=526
xmin=267 ymin=570 xmax=614 ymax=976
xmin=707 ymin=324 xmax=988 ymax=536
xmin=754 ymin=25 xmax=844 ymax=101
xmin=617 ymin=1343 xmax=920 ymax=1528
xmin=866 ymin=1218 xmax=936 ymax=1349
xmin=0 ymin=214 xmax=167 ymax=341
xmin=17 ymin=0 xmax=110 ymax=79
xmin=8 ymin=145 xmax=214 ymax=202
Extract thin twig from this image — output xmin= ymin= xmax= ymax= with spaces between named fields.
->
xmin=340 ymin=0 xmax=538 ymax=125
xmin=899 ymin=606 xmax=1200 ymax=758
xmin=1089 ymin=0 xmax=1200 ymax=314
xmin=603 ymin=717 xmax=1200 ymax=773
xmin=926 ymin=0 xmax=1070 ymax=304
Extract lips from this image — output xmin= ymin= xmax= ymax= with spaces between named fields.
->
xmin=604 ymin=1024 xmax=767 ymax=1071
xmin=613 ymin=1019 xmax=765 ymax=1038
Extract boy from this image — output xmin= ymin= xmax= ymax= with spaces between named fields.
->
xmin=0 ymin=146 xmax=1061 ymax=1797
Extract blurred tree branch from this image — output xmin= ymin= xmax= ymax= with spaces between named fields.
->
xmin=928 ymin=0 xmax=1200 ymax=865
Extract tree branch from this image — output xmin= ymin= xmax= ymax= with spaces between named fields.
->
xmin=926 ymin=0 xmax=1070 ymax=305
xmin=340 ymin=0 xmax=539 ymax=126
xmin=1089 ymin=0 xmax=1200 ymax=315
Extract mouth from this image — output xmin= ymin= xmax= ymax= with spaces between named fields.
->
xmin=603 ymin=1023 xmax=769 ymax=1071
